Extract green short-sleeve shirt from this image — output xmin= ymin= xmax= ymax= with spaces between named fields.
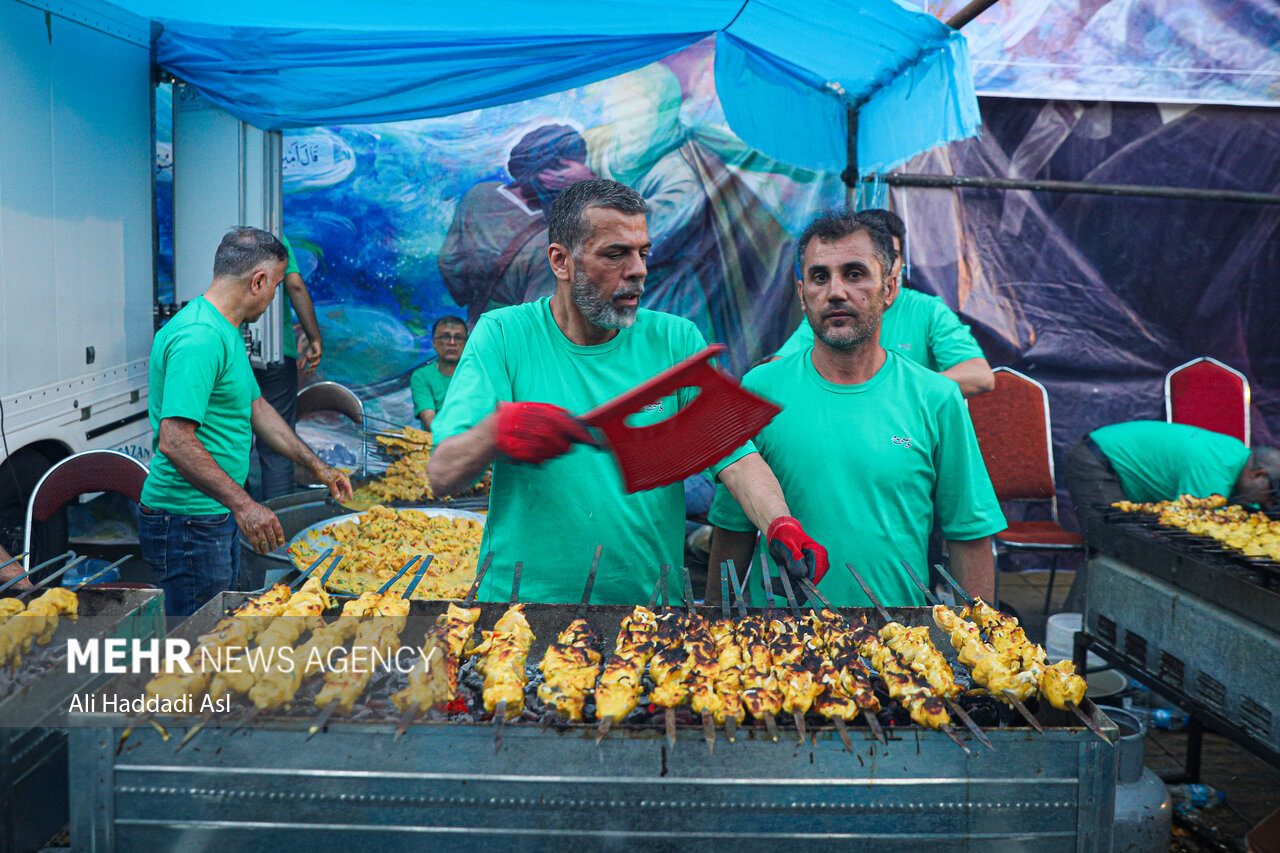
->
xmin=1089 ymin=421 xmax=1250 ymax=504
xmin=409 ymin=362 xmax=453 ymax=417
xmin=142 ymin=296 xmax=261 ymax=515
xmin=775 ymin=287 xmax=985 ymax=372
xmin=709 ymin=349 xmax=1005 ymax=607
xmin=279 ymin=235 xmax=300 ymax=359
xmin=433 ymin=298 xmax=755 ymax=605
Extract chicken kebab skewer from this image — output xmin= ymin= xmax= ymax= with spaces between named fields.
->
xmin=0 ymin=587 xmax=79 ymax=670
xmin=464 ymin=562 xmax=534 ymax=754
xmin=306 ymin=558 xmax=425 ymax=739
xmin=646 ymin=568 xmax=693 ymax=748
xmin=789 ymin=577 xmax=887 ymax=748
xmin=710 ymin=562 xmax=748 ymax=743
xmin=535 ymin=549 xmax=604 ymax=726
xmin=843 ymin=564 xmax=970 ymax=755
xmin=391 ymin=555 xmax=493 ymax=738
xmin=593 ymin=578 xmax=662 ymax=744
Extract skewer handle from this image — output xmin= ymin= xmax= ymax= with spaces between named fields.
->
xmin=844 ymin=563 xmax=893 ymax=624
xmin=291 ymin=548 xmax=334 ymax=589
xmin=402 ymin=554 xmax=435 ymax=599
xmin=680 ymin=564 xmax=696 ymax=615
xmin=575 ymin=546 xmax=603 ymax=618
xmin=725 ymin=559 xmax=748 ymax=617
xmin=798 ymin=577 xmax=835 ymax=611
xmin=376 ymin=556 xmax=419 ymax=595
xmin=775 ymin=563 xmax=802 ymax=616
xmin=462 ymin=553 xmax=493 ymax=606
xmin=17 ymin=553 xmax=87 ymax=599
xmin=719 ymin=563 xmax=731 ymax=619
xmin=509 ymin=561 xmax=523 ymax=604
xmin=900 ymin=561 xmax=942 ymax=606
xmin=933 ymin=563 xmax=975 ymax=606
xmin=74 ymin=554 xmax=132 ymax=589
xmin=0 ymin=550 xmax=71 ymax=593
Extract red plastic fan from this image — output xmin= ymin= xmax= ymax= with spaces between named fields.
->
xmin=580 ymin=345 xmax=781 ymax=493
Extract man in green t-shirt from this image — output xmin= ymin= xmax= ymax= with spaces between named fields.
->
xmin=409 ymin=316 xmax=467 ymax=430
xmin=252 ymin=233 xmax=325 ymax=499
xmin=707 ymin=210 xmax=1005 ymax=607
xmin=1064 ymin=421 xmax=1278 ymax=533
xmin=139 ymin=228 xmax=352 ymax=624
xmin=774 ymin=209 xmax=994 ymax=398
xmin=429 ymin=179 xmax=826 ymax=605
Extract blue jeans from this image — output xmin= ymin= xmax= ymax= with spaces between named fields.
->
xmin=138 ymin=505 xmax=240 ymax=626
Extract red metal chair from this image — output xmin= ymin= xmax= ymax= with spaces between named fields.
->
xmin=23 ymin=449 xmax=149 ymax=573
xmin=967 ymin=367 xmax=1084 ymax=613
xmin=1165 ymin=356 xmax=1250 ymax=445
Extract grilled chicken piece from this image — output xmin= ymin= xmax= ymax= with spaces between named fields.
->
xmin=932 ymin=604 xmax=1041 ymax=703
xmin=0 ymin=598 xmax=26 ymax=626
xmin=1039 ymin=660 xmax=1087 ymax=709
xmin=806 ymin=610 xmax=880 ymax=715
xmin=208 ymin=579 xmax=334 ymax=701
xmin=647 ymin=612 xmax=693 ymax=708
xmin=848 ymin=615 xmax=951 ymax=730
xmin=466 ymin=604 xmax=535 ymax=715
xmin=391 ymin=603 xmax=482 ymax=715
xmin=251 ymin=591 xmax=386 ymax=711
xmin=0 ymin=588 xmax=79 ymax=667
xmin=879 ymin=623 xmax=962 ymax=700
xmin=594 ymin=606 xmax=658 ymax=722
xmin=314 ymin=596 xmax=411 ymax=715
xmin=535 ymin=617 xmax=603 ymax=721
xmin=738 ymin=616 xmax=782 ymax=719
xmin=711 ymin=620 xmax=746 ymax=726
xmin=685 ymin=614 xmax=723 ymax=718
xmin=964 ymin=599 xmax=1088 ymax=710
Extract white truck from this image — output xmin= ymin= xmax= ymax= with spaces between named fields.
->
xmin=0 ymin=0 xmax=283 ymax=561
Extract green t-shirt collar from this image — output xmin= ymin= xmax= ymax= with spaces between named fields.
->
xmin=804 ymin=345 xmax=893 ymax=395
xmin=539 ymin=297 xmax=630 ymax=357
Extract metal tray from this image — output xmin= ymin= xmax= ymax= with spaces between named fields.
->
xmin=287 ymin=506 xmax=486 ymax=558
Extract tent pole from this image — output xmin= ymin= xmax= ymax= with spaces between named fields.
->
xmin=842 ymin=104 xmax=858 ymax=207
xmin=946 ymin=0 xmax=1001 ymax=29
xmin=878 ymin=172 xmax=1280 ymax=206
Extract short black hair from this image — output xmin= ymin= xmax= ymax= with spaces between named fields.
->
xmin=547 ymin=179 xmax=646 ymax=256
xmin=432 ymin=315 xmax=467 ymax=337
xmin=212 ymin=227 xmax=288 ymax=279
xmin=796 ymin=209 xmax=897 ymax=281
xmin=861 ymin=208 xmax=906 ymax=259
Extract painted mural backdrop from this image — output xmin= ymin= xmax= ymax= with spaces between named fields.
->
xmin=279 ymin=38 xmax=846 ymax=425
xmin=920 ymin=0 xmax=1280 ymax=106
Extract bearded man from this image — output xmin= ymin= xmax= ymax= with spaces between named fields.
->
xmin=705 ymin=210 xmax=1005 ymax=606
xmin=428 ymin=179 xmax=825 ymax=604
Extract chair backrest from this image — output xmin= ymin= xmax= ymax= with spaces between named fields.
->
xmin=296 ymin=381 xmax=364 ymax=426
xmin=966 ymin=367 xmax=1057 ymax=506
xmin=23 ymin=450 xmax=150 ymax=571
xmin=1165 ymin=357 xmax=1250 ymax=445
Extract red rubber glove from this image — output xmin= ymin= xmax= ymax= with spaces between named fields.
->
xmin=766 ymin=516 xmax=830 ymax=585
xmin=493 ymin=401 xmax=595 ymax=464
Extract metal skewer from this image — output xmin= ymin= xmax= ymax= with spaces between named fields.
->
xmin=320 ymin=554 xmax=344 ymax=587
xmin=308 ymin=700 xmax=340 ymax=741
xmin=832 ymin=716 xmax=855 ymax=752
xmin=463 ymin=554 xmax=493 ymax=606
xmin=575 ymin=546 xmax=602 ymax=619
xmin=177 ymin=709 xmax=216 ymax=752
xmin=933 ymin=563 xmax=975 ymax=606
xmin=291 ymin=548 xmax=333 ymax=589
xmin=702 ymin=712 xmax=717 ymax=753
xmin=376 ymin=557 xmax=419 ymax=595
xmin=394 ymin=646 xmax=440 ymax=741
xmin=493 ymin=699 xmax=508 ymax=754
xmin=14 ymin=553 xmax=87 ymax=599
xmin=899 ymin=563 xmax=995 ymax=751
xmin=726 ymin=559 xmax=748 ymax=618
xmin=666 ymin=707 xmax=677 ymax=749
xmin=598 ymin=570 xmax=667 ymax=746
xmin=797 ymin=577 xmax=888 ymax=746
xmin=1064 ymin=700 xmax=1111 ymax=743
xmin=402 ymin=555 xmax=434 ymax=599
xmin=679 ymin=564 xmax=696 ymax=615
xmin=759 ymin=552 xmax=775 ymax=612
xmin=229 ymin=705 xmax=261 ymax=736
xmin=73 ymin=555 xmax=131 ymax=589
xmin=510 ymin=561 xmax=522 ymax=604
xmin=775 ymin=564 xmax=802 ymax=618
xmin=0 ymin=550 xmax=71 ymax=594
xmin=719 ymin=563 xmax=731 ymax=620
xmin=1002 ymin=689 xmax=1045 ymax=733
xmin=0 ymin=550 xmax=28 ymax=576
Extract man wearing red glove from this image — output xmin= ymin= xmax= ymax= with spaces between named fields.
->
xmin=707 ymin=210 xmax=1004 ymax=607
xmin=428 ymin=179 xmax=822 ymax=605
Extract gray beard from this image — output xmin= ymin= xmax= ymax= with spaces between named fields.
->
xmin=571 ymin=269 xmax=641 ymax=330
xmin=815 ymin=313 xmax=877 ymax=351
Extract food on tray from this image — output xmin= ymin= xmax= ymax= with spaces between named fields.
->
xmin=289 ymin=505 xmax=484 ymax=600
xmin=1112 ymin=494 xmax=1280 ymax=560
xmin=346 ymin=428 xmax=491 ymax=508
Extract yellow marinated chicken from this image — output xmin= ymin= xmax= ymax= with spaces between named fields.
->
xmin=535 ymin=617 xmax=602 ymax=721
xmin=250 ymin=591 xmax=385 ymax=710
xmin=594 ymin=606 xmax=658 ymax=722
xmin=710 ymin=619 xmax=746 ymax=726
xmin=879 ymin=622 xmax=962 ymax=700
xmin=0 ymin=598 xmax=26 ymax=625
xmin=768 ymin=617 xmax=820 ymax=717
xmin=392 ymin=603 xmax=482 ymax=715
xmin=808 ymin=610 xmax=880 ymax=715
xmin=314 ymin=596 xmax=411 ymax=715
xmin=849 ymin=616 xmax=950 ymax=730
xmin=738 ymin=616 xmax=783 ymax=719
xmin=0 ymin=587 xmax=79 ymax=667
xmin=645 ymin=612 xmax=693 ymax=709
xmin=466 ymin=603 xmax=535 ymax=715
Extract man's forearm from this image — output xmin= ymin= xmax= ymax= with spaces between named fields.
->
xmin=427 ymin=413 xmax=499 ymax=496
xmin=946 ymin=536 xmax=996 ymax=601
xmin=716 ymin=453 xmax=790 ymax=531
xmin=705 ymin=526 xmax=757 ymax=602
xmin=418 ymin=410 xmax=435 ymax=430
xmin=160 ymin=428 xmax=254 ymax=513
xmin=941 ymin=357 xmax=995 ymax=398
xmin=251 ymin=398 xmax=325 ymax=474
xmin=284 ymin=273 xmax=322 ymax=345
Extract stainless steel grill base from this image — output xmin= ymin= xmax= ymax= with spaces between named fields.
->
xmin=69 ymin=594 xmax=1117 ymax=852
xmin=1 ymin=587 xmax=164 ymax=853
xmin=1086 ymin=553 xmax=1280 ymax=764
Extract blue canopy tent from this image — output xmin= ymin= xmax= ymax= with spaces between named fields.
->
xmin=112 ymin=0 xmax=981 ymax=176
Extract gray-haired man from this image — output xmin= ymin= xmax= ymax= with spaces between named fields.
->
xmin=428 ymin=179 xmax=823 ymax=605
xmin=139 ymin=227 xmax=352 ymax=624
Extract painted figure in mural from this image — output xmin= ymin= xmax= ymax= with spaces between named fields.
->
xmin=428 ymin=179 xmax=827 ymax=605
xmin=437 ymin=124 xmax=595 ymax=328
xmin=706 ymin=210 xmax=1004 ymax=607
xmin=774 ymin=209 xmax=994 ymax=398
xmin=409 ymin=315 xmax=467 ymax=430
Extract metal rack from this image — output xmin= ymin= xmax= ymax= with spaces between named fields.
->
xmin=70 ymin=593 xmax=1118 ymax=852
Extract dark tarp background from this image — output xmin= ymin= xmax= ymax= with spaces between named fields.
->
xmin=892 ymin=97 xmax=1280 ymax=530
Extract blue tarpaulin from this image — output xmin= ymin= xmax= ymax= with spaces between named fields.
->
xmin=112 ymin=0 xmax=980 ymax=173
